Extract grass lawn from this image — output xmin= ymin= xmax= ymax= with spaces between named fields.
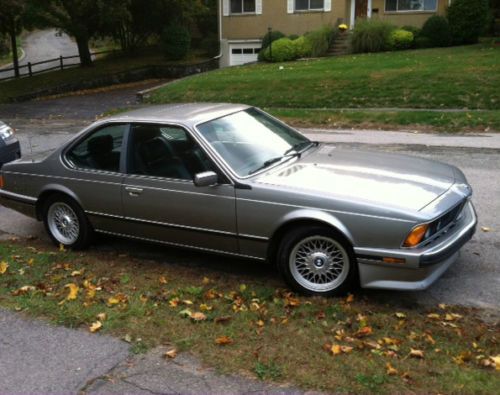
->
xmin=148 ymin=44 xmax=500 ymax=132
xmin=0 ymin=50 xmax=210 ymax=103
xmin=0 ymin=240 xmax=498 ymax=394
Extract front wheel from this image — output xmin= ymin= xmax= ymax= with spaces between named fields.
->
xmin=277 ymin=226 xmax=357 ymax=296
xmin=43 ymin=194 xmax=93 ymax=250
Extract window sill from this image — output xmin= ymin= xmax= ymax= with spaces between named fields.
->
xmin=293 ymin=9 xmax=328 ymax=14
xmin=227 ymin=13 xmax=258 ymax=17
xmin=383 ymin=10 xmax=438 ymax=14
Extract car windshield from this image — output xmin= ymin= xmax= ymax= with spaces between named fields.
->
xmin=196 ymin=108 xmax=312 ymax=177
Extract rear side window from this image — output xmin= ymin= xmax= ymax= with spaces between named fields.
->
xmin=66 ymin=124 xmax=127 ymax=172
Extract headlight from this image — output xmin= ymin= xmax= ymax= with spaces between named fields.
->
xmin=403 ymin=224 xmax=429 ymax=248
xmin=0 ymin=126 xmax=14 ymax=140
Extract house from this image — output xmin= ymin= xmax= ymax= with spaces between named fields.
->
xmin=219 ymin=0 xmax=451 ymax=67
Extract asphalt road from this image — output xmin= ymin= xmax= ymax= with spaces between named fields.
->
xmin=0 ymin=88 xmax=499 ymax=393
xmin=0 ymin=29 xmax=78 ymax=79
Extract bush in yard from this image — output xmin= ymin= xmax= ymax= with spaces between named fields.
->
xmin=293 ymin=36 xmax=313 ymax=58
xmin=414 ymin=36 xmax=432 ymax=48
xmin=161 ymin=24 xmax=191 ymax=60
xmin=350 ymin=19 xmax=395 ymax=53
xmin=305 ymin=26 xmax=335 ymax=57
xmin=261 ymin=38 xmax=297 ymax=62
xmin=401 ymin=25 xmax=421 ymax=38
xmin=420 ymin=16 xmax=452 ymax=47
xmin=447 ymin=0 xmax=490 ymax=44
xmin=261 ymin=30 xmax=286 ymax=50
xmin=387 ymin=29 xmax=414 ymax=50
xmin=200 ymin=35 xmax=220 ymax=57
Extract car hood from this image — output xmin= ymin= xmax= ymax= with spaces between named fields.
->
xmin=255 ymin=145 xmax=456 ymax=212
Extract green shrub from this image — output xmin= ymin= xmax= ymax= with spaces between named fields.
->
xmin=420 ymin=16 xmax=452 ymax=47
xmin=161 ymin=24 xmax=191 ymax=60
xmin=305 ymin=26 xmax=335 ymax=57
xmin=288 ymin=34 xmax=300 ymax=40
xmin=293 ymin=36 xmax=313 ymax=58
xmin=414 ymin=36 xmax=432 ymax=48
xmin=261 ymin=38 xmax=297 ymax=62
xmin=350 ymin=20 xmax=395 ymax=53
xmin=401 ymin=25 xmax=421 ymax=38
xmin=447 ymin=0 xmax=490 ymax=44
xmin=387 ymin=29 xmax=414 ymax=50
xmin=261 ymin=30 xmax=286 ymax=50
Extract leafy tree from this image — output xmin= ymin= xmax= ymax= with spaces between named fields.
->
xmin=0 ymin=0 xmax=28 ymax=77
xmin=447 ymin=0 xmax=490 ymax=44
xmin=28 ymin=0 xmax=107 ymax=66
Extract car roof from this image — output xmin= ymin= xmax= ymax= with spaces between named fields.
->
xmin=106 ymin=103 xmax=252 ymax=127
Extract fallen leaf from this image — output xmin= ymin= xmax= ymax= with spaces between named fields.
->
xmin=239 ymin=284 xmax=247 ymax=292
xmin=169 ymin=298 xmax=180 ymax=308
xmin=89 ymin=321 xmax=102 ymax=333
xmin=409 ymin=349 xmax=424 ymax=359
xmin=355 ymin=326 xmax=373 ymax=338
xmin=65 ymin=283 xmax=79 ymax=300
xmin=59 ymin=244 xmax=65 ymax=252
xmin=159 ymin=275 xmax=168 ymax=285
xmin=215 ymin=336 xmax=233 ymax=345
xmin=190 ymin=312 xmax=207 ymax=322
xmin=395 ymin=312 xmax=406 ymax=319
xmin=107 ymin=293 xmax=127 ymax=306
xmin=202 ymin=277 xmax=210 ymax=285
xmin=139 ymin=294 xmax=148 ymax=303
xmin=481 ymin=226 xmax=491 ymax=232
xmin=71 ymin=270 xmax=83 ymax=277
xmin=97 ymin=312 xmax=107 ymax=321
xmin=0 ymin=261 xmax=9 ymax=274
xmin=445 ymin=313 xmax=463 ymax=321
xmin=491 ymin=355 xmax=500 ymax=371
xmin=179 ymin=308 xmax=192 ymax=318
xmin=164 ymin=349 xmax=177 ymax=359
xmin=438 ymin=303 xmax=447 ymax=310
xmin=346 ymin=294 xmax=354 ymax=303
xmin=256 ymin=320 xmax=265 ymax=327
xmin=386 ymin=363 xmax=398 ymax=376
xmin=427 ymin=313 xmax=440 ymax=320
xmin=123 ymin=334 xmax=132 ymax=343
xmin=199 ymin=303 xmax=212 ymax=311
xmin=183 ymin=300 xmax=194 ymax=305
xmin=214 ymin=316 xmax=232 ymax=324
xmin=453 ymin=351 xmax=472 ymax=365
xmin=331 ymin=344 xmax=342 ymax=355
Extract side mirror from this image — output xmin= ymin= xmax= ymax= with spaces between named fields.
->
xmin=194 ymin=171 xmax=218 ymax=187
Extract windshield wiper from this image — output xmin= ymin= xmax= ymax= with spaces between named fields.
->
xmin=247 ymin=141 xmax=314 ymax=176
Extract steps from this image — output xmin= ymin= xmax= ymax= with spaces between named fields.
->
xmin=327 ymin=32 xmax=350 ymax=56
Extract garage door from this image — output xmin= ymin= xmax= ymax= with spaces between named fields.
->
xmin=229 ymin=43 xmax=261 ymax=66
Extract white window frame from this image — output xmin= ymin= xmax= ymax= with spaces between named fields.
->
xmin=294 ymin=0 xmax=326 ymax=12
xmin=230 ymin=0 xmax=257 ymax=15
xmin=384 ymin=0 xmax=438 ymax=13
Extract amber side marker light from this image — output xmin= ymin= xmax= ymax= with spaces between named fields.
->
xmin=403 ymin=224 xmax=429 ymax=247
xmin=383 ymin=257 xmax=406 ymax=264
xmin=0 ymin=175 xmax=4 ymax=189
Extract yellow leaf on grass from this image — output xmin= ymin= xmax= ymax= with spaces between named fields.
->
xmin=239 ymin=284 xmax=247 ymax=292
xmin=164 ymin=349 xmax=177 ymax=359
xmin=386 ymin=363 xmax=398 ymax=376
xmin=27 ymin=258 xmax=34 ymax=266
xmin=346 ymin=294 xmax=354 ymax=303
xmin=409 ymin=349 xmax=424 ymax=359
xmin=256 ymin=320 xmax=265 ymax=327
xmin=200 ymin=303 xmax=212 ymax=311
xmin=331 ymin=344 xmax=342 ymax=355
xmin=65 ymin=283 xmax=79 ymax=300
xmin=190 ymin=312 xmax=207 ymax=322
xmin=107 ymin=293 xmax=127 ymax=306
xmin=427 ymin=313 xmax=440 ymax=320
xmin=355 ymin=326 xmax=373 ymax=338
xmin=97 ymin=313 xmax=107 ymax=321
xmin=395 ymin=312 xmax=406 ymax=319
xmin=0 ymin=261 xmax=9 ymax=274
xmin=169 ymin=298 xmax=180 ymax=308
xmin=59 ymin=244 xmax=65 ymax=252
xmin=202 ymin=277 xmax=210 ymax=285
xmin=89 ymin=321 xmax=102 ymax=333
xmin=159 ymin=275 xmax=168 ymax=285
xmin=215 ymin=336 xmax=233 ymax=346
xmin=491 ymin=355 xmax=500 ymax=371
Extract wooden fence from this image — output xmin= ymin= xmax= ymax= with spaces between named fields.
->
xmin=0 ymin=50 xmax=116 ymax=82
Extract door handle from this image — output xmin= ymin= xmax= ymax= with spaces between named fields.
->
xmin=125 ymin=187 xmax=143 ymax=197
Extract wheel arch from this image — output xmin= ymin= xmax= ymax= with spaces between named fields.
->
xmin=266 ymin=209 xmax=355 ymax=264
xmin=36 ymin=184 xmax=83 ymax=220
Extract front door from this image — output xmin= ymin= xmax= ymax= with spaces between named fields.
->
xmin=121 ymin=123 xmax=238 ymax=254
xmin=356 ymin=0 xmax=367 ymax=18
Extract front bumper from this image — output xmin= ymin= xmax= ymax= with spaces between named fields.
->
xmin=355 ymin=201 xmax=477 ymax=291
xmin=0 ymin=138 xmax=21 ymax=166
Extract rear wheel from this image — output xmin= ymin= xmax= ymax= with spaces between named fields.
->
xmin=43 ymin=194 xmax=93 ymax=250
xmin=277 ymin=226 xmax=357 ymax=296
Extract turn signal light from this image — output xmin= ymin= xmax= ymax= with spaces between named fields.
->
xmin=403 ymin=224 xmax=429 ymax=247
xmin=383 ymin=257 xmax=406 ymax=264
xmin=0 ymin=175 xmax=4 ymax=189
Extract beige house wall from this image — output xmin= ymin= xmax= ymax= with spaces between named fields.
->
xmin=222 ymin=1 xmax=348 ymax=40
xmin=373 ymin=0 xmax=448 ymax=27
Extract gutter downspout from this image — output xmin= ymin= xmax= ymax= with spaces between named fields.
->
xmin=213 ymin=0 xmax=223 ymax=63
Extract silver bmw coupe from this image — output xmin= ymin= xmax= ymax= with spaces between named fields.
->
xmin=0 ymin=104 xmax=477 ymax=296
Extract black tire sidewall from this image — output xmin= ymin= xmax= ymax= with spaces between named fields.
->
xmin=277 ymin=226 xmax=357 ymax=296
xmin=42 ymin=194 xmax=92 ymax=250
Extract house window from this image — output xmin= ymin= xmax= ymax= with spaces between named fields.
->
xmin=296 ymin=0 xmax=325 ymax=11
xmin=385 ymin=0 xmax=437 ymax=12
xmin=231 ymin=0 xmax=256 ymax=14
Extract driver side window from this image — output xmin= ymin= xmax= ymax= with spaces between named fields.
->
xmin=127 ymin=124 xmax=215 ymax=180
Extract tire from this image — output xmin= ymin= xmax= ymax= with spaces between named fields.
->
xmin=277 ymin=226 xmax=357 ymax=296
xmin=42 ymin=194 xmax=93 ymax=250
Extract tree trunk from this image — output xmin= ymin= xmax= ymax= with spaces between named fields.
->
xmin=75 ymin=35 xmax=92 ymax=66
xmin=9 ymin=27 xmax=20 ymax=78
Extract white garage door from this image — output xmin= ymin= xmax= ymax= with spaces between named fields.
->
xmin=229 ymin=43 xmax=261 ymax=66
